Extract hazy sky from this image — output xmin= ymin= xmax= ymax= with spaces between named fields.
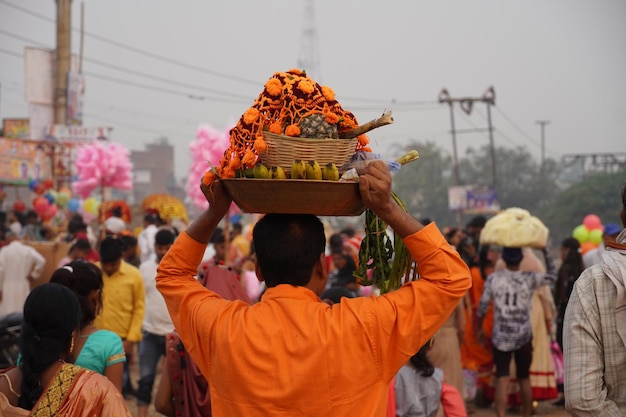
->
xmin=1 ymin=0 xmax=625 ymax=181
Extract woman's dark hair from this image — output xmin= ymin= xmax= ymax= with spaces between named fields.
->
xmin=49 ymin=261 xmax=103 ymax=328
xmin=409 ymin=341 xmax=435 ymax=377
xmin=561 ymin=237 xmax=583 ymax=270
xmin=478 ymin=245 xmax=491 ymax=280
xmin=19 ymin=283 xmax=81 ymax=410
xmin=253 ymin=214 xmax=325 ymax=287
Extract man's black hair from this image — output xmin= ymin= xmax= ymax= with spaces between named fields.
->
xmin=253 ymin=214 xmax=325 ymax=288
xmin=155 ymin=229 xmax=176 ymax=246
xmin=99 ymin=236 xmax=123 ymax=263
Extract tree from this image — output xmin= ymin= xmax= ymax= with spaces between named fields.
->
xmin=458 ymin=144 xmax=562 ymax=214
xmin=391 ymin=141 xmax=457 ymax=226
xmin=536 ymin=169 xmax=626 ymax=243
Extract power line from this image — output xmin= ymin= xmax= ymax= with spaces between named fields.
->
xmin=0 ymin=0 xmax=441 ymax=107
xmin=0 ymin=0 xmax=262 ymax=87
xmin=0 ymin=29 xmax=255 ymax=102
xmin=0 ymin=44 xmax=253 ymax=104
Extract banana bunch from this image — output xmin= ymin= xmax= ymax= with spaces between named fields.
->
xmin=251 ymin=160 xmax=340 ymax=180
xmin=291 ymin=159 xmax=339 ymax=181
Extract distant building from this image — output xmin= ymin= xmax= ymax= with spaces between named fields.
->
xmin=130 ymin=138 xmax=185 ymax=205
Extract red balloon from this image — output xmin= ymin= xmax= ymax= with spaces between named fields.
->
xmin=12 ymin=200 xmax=26 ymax=212
xmin=32 ymin=197 xmax=49 ymax=215
xmin=42 ymin=179 xmax=54 ymax=190
xmin=583 ymin=214 xmax=602 ymax=230
xmin=33 ymin=183 xmax=46 ymax=195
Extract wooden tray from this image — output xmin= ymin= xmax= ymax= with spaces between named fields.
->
xmin=221 ymin=178 xmax=365 ymax=216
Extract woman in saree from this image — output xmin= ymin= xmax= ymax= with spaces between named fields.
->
xmin=49 ymin=261 xmax=126 ymax=392
xmin=0 ymin=283 xmax=130 ymax=416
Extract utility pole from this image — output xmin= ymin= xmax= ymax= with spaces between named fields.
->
xmin=54 ymin=0 xmax=72 ymax=126
xmin=536 ymin=120 xmax=550 ymax=169
xmin=438 ymin=86 xmax=497 ymax=186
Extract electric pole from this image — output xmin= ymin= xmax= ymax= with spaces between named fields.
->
xmin=536 ymin=120 xmax=550 ymax=169
xmin=438 ymin=86 xmax=497 ymax=186
xmin=54 ymin=0 xmax=72 ymax=126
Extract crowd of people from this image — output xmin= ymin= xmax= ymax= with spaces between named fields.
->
xmin=0 ymin=164 xmax=623 ymax=417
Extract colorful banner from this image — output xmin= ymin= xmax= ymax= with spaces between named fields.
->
xmin=45 ymin=125 xmax=111 ymax=143
xmin=2 ymin=119 xmax=30 ymax=139
xmin=0 ymin=138 xmax=48 ymax=185
xmin=448 ymin=185 xmax=500 ymax=214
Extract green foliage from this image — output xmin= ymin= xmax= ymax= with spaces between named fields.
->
xmin=536 ymin=169 xmax=626 ymax=243
xmin=391 ymin=141 xmax=457 ymax=226
xmin=458 ymin=144 xmax=561 ymax=213
xmin=389 ymin=140 xmax=624 ymax=243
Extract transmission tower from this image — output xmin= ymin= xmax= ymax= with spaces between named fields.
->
xmin=297 ymin=0 xmax=322 ymax=82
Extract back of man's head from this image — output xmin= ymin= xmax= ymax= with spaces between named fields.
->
xmin=155 ymin=229 xmax=175 ymax=246
xmin=501 ymin=247 xmax=523 ymax=268
xmin=100 ymin=236 xmax=123 ymax=263
xmin=253 ymin=214 xmax=325 ymax=288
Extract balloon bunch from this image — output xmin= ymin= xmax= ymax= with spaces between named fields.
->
xmin=28 ymin=178 xmax=55 ymax=197
xmin=572 ymin=214 xmax=604 ymax=255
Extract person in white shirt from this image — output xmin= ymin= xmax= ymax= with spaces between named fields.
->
xmin=136 ymin=228 xmax=176 ymax=417
xmin=582 ymin=223 xmax=622 ymax=269
xmin=138 ymin=212 xmax=160 ymax=263
xmin=0 ymin=232 xmax=45 ymax=315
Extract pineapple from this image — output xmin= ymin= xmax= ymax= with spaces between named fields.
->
xmin=298 ymin=113 xmax=338 ymax=139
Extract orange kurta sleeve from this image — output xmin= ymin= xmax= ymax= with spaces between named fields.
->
xmin=348 ymin=222 xmax=472 ymax=381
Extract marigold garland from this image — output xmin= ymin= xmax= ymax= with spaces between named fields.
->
xmin=204 ymin=69 xmax=370 ymax=185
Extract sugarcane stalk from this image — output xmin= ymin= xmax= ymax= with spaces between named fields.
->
xmin=340 ymin=110 xmax=394 ymax=139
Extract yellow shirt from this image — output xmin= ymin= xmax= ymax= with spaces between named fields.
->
xmin=156 ymin=223 xmax=471 ymax=417
xmin=94 ymin=261 xmax=145 ymax=342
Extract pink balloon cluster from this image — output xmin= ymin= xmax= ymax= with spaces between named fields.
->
xmin=186 ymin=125 xmax=233 ymax=210
xmin=72 ymin=141 xmax=133 ymax=199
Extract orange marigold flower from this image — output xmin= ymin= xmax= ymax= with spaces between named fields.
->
xmin=321 ymin=86 xmax=335 ymax=101
xmin=228 ymin=154 xmax=242 ymax=170
xmin=202 ymin=171 xmax=216 ymax=186
xmin=265 ymin=78 xmax=282 ymax=97
xmin=358 ymin=135 xmax=370 ymax=147
xmin=254 ymin=136 xmax=268 ymax=153
xmin=325 ymin=112 xmax=340 ymax=124
xmin=285 ymin=124 xmax=301 ymax=137
xmin=362 ymin=146 xmax=372 ymax=153
xmin=223 ymin=167 xmax=235 ymax=179
xmin=242 ymin=149 xmax=257 ymax=167
xmin=243 ymin=108 xmax=260 ymax=124
xmin=297 ymin=80 xmax=315 ymax=94
xmin=269 ymin=122 xmax=283 ymax=134
xmin=288 ymin=68 xmax=303 ymax=76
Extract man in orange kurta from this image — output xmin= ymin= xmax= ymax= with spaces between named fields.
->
xmin=156 ymin=161 xmax=471 ymax=417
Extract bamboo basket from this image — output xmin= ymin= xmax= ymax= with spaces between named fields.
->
xmin=260 ymin=132 xmax=358 ymax=173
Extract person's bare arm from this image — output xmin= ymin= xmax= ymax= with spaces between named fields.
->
xmin=154 ymin=365 xmax=175 ymax=417
xmin=184 ymin=180 xmax=232 ymax=244
xmin=104 ymin=362 xmax=124 ymax=393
